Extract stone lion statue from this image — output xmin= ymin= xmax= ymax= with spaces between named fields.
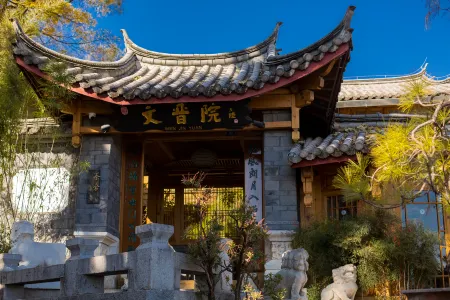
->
xmin=9 ymin=221 xmax=66 ymax=268
xmin=321 ymin=264 xmax=358 ymax=300
xmin=275 ymin=248 xmax=309 ymax=300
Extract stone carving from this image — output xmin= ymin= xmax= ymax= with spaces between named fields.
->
xmin=276 ymin=248 xmax=309 ymax=300
xmin=321 ymin=264 xmax=358 ymax=300
xmin=9 ymin=221 xmax=66 ymax=268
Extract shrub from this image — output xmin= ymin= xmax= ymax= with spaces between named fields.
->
xmin=292 ymin=209 xmax=439 ymax=299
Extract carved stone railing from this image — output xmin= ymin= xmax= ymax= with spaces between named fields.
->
xmin=0 ymin=223 xmax=230 ymax=300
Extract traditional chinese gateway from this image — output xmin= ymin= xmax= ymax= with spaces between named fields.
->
xmin=14 ymin=5 xmax=449 ymax=288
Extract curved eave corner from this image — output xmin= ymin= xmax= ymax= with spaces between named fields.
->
xmin=12 ymin=6 xmax=355 ymax=106
xmin=16 ymin=44 xmax=349 ymax=105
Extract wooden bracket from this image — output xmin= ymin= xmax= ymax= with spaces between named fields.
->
xmin=295 ymin=90 xmax=314 ymax=108
xmin=301 ymin=167 xmax=314 ymax=208
xmin=320 ymin=59 xmax=337 ymax=77
xmin=72 ymin=100 xmax=81 ymax=148
xmin=290 ymin=90 xmax=314 ymax=142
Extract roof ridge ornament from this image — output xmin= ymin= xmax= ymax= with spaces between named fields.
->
xmin=265 ymin=5 xmax=355 ymax=65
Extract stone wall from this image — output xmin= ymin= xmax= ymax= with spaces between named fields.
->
xmin=263 ymin=111 xmax=299 ymax=231
xmin=74 ymin=135 xmax=122 ymax=254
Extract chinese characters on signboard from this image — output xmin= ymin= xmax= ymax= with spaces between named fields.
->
xmin=113 ymin=100 xmax=252 ymax=132
xmin=245 ymin=149 xmax=262 ymax=221
xmin=122 ymin=145 xmax=142 ymax=252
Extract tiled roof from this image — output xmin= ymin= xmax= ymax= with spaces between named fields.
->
xmin=12 ymin=7 xmax=355 ymax=103
xmin=288 ymin=131 xmax=370 ymax=164
xmin=339 ymin=66 xmax=450 ymax=101
xmin=333 ymin=113 xmax=425 ymax=129
xmin=288 ymin=112 xmax=423 ymax=164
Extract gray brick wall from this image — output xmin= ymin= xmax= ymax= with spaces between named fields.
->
xmin=75 ymin=135 xmax=122 ymax=237
xmin=263 ymin=111 xmax=299 ymax=230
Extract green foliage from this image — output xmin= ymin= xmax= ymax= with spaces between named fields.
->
xmin=391 ymin=222 xmax=440 ymax=290
xmin=2 ymin=0 xmax=122 ymax=60
xmin=261 ymin=273 xmax=286 ymax=300
xmin=0 ymin=7 xmax=96 ymax=242
xmin=333 ymin=153 xmax=371 ymax=203
xmin=182 ymin=173 xmax=223 ymax=300
xmin=227 ymin=202 xmax=268 ymax=299
xmin=0 ymin=224 xmax=11 ymax=253
xmin=292 ymin=210 xmax=439 ymax=299
xmin=182 ymin=172 xmax=268 ymax=300
xmin=398 ymin=80 xmax=430 ymax=113
xmin=335 ymin=77 xmax=450 ymax=210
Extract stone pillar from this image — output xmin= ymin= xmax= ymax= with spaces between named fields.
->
xmin=263 ymin=111 xmax=299 ymax=231
xmin=66 ymin=238 xmax=99 ymax=260
xmin=74 ymin=135 xmax=122 ymax=289
xmin=61 ymin=238 xmax=103 ymax=297
xmin=0 ymin=254 xmax=21 ymax=271
xmin=0 ymin=254 xmax=22 ymax=300
xmin=263 ymin=111 xmax=298 ymax=275
xmin=264 ymin=230 xmax=294 ymax=275
xmin=74 ymin=135 xmax=122 ymax=241
xmin=128 ymin=223 xmax=175 ymax=291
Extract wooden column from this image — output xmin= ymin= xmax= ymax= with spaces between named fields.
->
xmin=71 ymin=100 xmax=81 ymax=147
xmin=291 ymin=95 xmax=300 ymax=142
xmin=120 ymin=141 xmax=144 ymax=252
xmin=300 ymin=167 xmax=314 ymax=208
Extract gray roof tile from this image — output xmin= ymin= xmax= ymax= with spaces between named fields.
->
xmin=12 ymin=6 xmax=355 ymax=101
xmin=339 ymin=66 xmax=450 ymax=101
xmin=288 ymin=113 xmax=424 ymax=164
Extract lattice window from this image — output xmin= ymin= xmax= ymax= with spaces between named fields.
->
xmin=184 ymin=187 xmax=244 ymax=239
xmin=327 ymin=195 xmax=357 ymax=220
xmin=162 ymin=188 xmax=176 ymax=226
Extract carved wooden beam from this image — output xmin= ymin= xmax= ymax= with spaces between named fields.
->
xmin=301 ymin=167 xmax=314 ymax=208
xmin=289 ymin=76 xmax=324 ymax=94
xmin=265 ymin=88 xmax=291 ymax=95
xmin=249 ymin=95 xmax=292 ymax=109
xmin=61 ymin=102 xmax=113 ymax=115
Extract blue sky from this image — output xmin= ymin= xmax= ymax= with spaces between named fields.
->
xmin=96 ymin=0 xmax=450 ymax=78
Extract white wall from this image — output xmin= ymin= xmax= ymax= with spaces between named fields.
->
xmin=12 ymin=167 xmax=70 ymax=213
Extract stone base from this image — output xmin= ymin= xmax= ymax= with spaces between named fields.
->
xmin=264 ymin=230 xmax=294 ymax=275
xmin=31 ymin=290 xmax=231 ymax=300
xmin=73 ymin=231 xmax=119 ymax=256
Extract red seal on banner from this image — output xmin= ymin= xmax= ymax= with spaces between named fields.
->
xmin=121 ymin=106 xmax=128 ymax=115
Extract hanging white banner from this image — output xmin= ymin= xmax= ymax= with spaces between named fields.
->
xmin=245 ymin=155 xmax=262 ymax=221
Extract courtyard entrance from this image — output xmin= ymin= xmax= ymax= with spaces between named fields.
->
xmin=120 ymin=132 xmax=262 ymax=251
